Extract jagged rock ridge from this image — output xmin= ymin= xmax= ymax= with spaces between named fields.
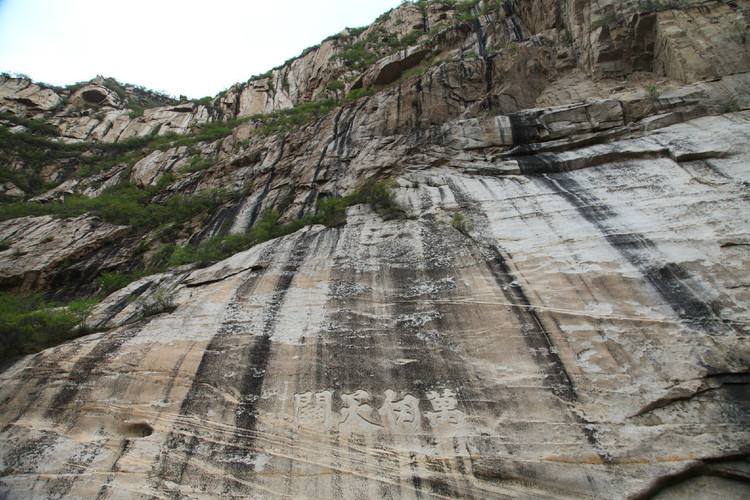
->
xmin=0 ymin=0 xmax=749 ymax=498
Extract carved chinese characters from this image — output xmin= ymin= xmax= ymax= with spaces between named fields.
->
xmin=340 ymin=390 xmax=381 ymax=433
xmin=379 ymin=389 xmax=421 ymax=433
xmin=291 ymin=388 xmax=464 ymax=435
xmin=425 ymin=389 xmax=465 ymax=431
xmin=294 ymin=390 xmax=335 ymax=431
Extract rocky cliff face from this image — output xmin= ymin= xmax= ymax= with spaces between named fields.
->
xmin=1 ymin=1 xmax=749 ymax=498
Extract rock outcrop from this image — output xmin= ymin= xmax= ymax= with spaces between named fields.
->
xmin=1 ymin=1 xmax=749 ymax=498
xmin=0 ymin=215 xmax=129 ymax=290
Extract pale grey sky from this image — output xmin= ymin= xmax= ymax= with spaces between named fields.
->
xmin=0 ymin=0 xmax=402 ymax=97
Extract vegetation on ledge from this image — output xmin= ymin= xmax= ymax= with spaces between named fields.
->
xmin=0 ymin=182 xmax=234 ymax=229
xmin=159 ymin=179 xmax=405 ymax=269
xmin=0 ymin=292 xmax=97 ymax=366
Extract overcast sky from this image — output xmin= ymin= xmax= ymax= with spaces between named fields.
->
xmin=0 ymin=0 xmax=402 ymax=98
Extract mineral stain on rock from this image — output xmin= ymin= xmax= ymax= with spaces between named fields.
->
xmin=2 ymin=0 xmax=750 ymax=498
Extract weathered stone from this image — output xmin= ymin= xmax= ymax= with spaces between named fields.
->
xmin=0 ymin=76 xmax=62 ymax=112
xmin=69 ymin=84 xmax=121 ymax=108
xmin=130 ymin=147 xmax=189 ymax=187
xmin=0 ymin=182 xmax=24 ymax=199
xmin=1 ymin=2 xmax=749 ymax=498
xmin=353 ymin=45 xmax=431 ymax=89
xmin=0 ymin=215 xmax=129 ymax=290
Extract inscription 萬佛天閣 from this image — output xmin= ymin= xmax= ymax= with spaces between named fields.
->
xmin=291 ymin=388 xmax=465 ymax=434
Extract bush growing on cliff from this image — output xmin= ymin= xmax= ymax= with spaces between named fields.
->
xmin=128 ymin=105 xmax=145 ymax=119
xmin=0 ymin=293 xmax=96 ymax=365
xmin=0 ymin=112 xmax=60 ymax=137
xmin=352 ymin=179 xmax=406 ymax=220
xmin=137 ymin=287 xmax=177 ymax=318
xmin=451 ymin=212 xmax=472 ymax=234
xmin=194 ymin=96 xmax=213 ymax=106
xmin=325 ymin=80 xmax=345 ymax=92
xmin=252 ymin=99 xmax=338 ymax=136
xmin=645 ymin=84 xmax=661 ymax=102
xmin=0 ymin=183 xmax=230 ymax=230
xmin=179 ymin=156 xmax=214 ymax=174
xmin=160 ymin=180 xmax=404 ymax=269
xmin=340 ymin=41 xmax=379 ymax=70
xmin=97 ymin=271 xmax=141 ymax=295
xmin=345 ymin=87 xmax=375 ymax=102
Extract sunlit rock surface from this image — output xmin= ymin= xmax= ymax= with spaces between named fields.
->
xmin=1 ymin=0 xmax=750 ymax=498
xmin=1 ymin=110 xmax=749 ymax=498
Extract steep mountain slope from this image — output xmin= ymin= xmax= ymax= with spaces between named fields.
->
xmin=1 ymin=0 xmax=749 ymax=498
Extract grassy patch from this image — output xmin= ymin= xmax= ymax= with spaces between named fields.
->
xmin=128 ymin=104 xmax=145 ymax=119
xmin=0 ymin=111 xmax=60 ymax=136
xmin=162 ymin=180 xmax=404 ymax=268
xmin=179 ymin=156 xmax=214 ymax=174
xmin=97 ymin=271 xmax=143 ymax=295
xmin=0 ymin=183 xmax=230 ymax=229
xmin=0 ymin=293 xmax=97 ymax=364
xmin=194 ymin=96 xmax=213 ymax=106
xmin=345 ymin=87 xmax=376 ymax=102
xmin=645 ymin=84 xmax=661 ymax=102
xmin=451 ymin=212 xmax=472 ymax=234
xmin=340 ymin=41 xmax=380 ymax=71
xmin=250 ymin=99 xmax=338 ymax=136
xmin=326 ymin=80 xmax=345 ymax=92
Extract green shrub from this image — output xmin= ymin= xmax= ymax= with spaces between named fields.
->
xmin=180 ymin=156 xmax=214 ymax=174
xmin=455 ymin=0 xmax=482 ymax=23
xmin=645 ymin=84 xmax=660 ymax=102
xmin=0 ymin=183 xmax=230 ymax=231
xmin=345 ymin=87 xmax=375 ymax=102
xmin=340 ymin=41 xmax=379 ymax=70
xmin=451 ymin=212 xmax=472 ymax=234
xmin=248 ymin=70 xmax=273 ymax=82
xmin=160 ymin=180 xmax=404 ymax=269
xmin=325 ymin=80 xmax=345 ymax=92
xmin=0 ymin=293 xmax=97 ymax=364
xmin=351 ymin=179 xmax=405 ymax=220
xmin=348 ymin=26 xmax=368 ymax=37
xmin=0 ymin=111 xmax=60 ymax=136
xmin=400 ymin=30 xmax=422 ymax=47
xmin=128 ymin=105 xmax=145 ymax=119
xmin=138 ymin=287 xmax=177 ymax=318
xmin=0 ymin=239 xmax=10 ymax=251
xmin=194 ymin=96 xmax=213 ymax=106
xmin=97 ymin=271 xmax=140 ymax=295
xmin=252 ymin=99 xmax=338 ymax=136
xmin=314 ymin=196 xmax=350 ymax=227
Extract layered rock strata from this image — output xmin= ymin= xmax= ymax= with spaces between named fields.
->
xmin=0 ymin=0 xmax=749 ymax=498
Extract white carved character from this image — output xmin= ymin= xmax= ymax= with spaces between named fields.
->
xmin=379 ymin=389 xmax=421 ymax=433
xmin=425 ymin=389 xmax=465 ymax=429
xmin=294 ymin=390 xmax=335 ymax=431
xmin=339 ymin=390 xmax=382 ymax=433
